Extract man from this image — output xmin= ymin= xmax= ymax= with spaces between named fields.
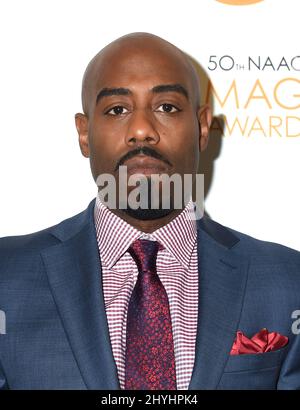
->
xmin=0 ymin=32 xmax=300 ymax=390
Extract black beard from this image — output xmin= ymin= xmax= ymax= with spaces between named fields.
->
xmin=122 ymin=206 xmax=174 ymax=221
xmin=120 ymin=179 xmax=176 ymax=221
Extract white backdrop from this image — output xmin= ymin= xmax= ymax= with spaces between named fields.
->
xmin=0 ymin=0 xmax=299 ymax=251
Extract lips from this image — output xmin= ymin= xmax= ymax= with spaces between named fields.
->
xmin=122 ymin=155 xmax=169 ymax=175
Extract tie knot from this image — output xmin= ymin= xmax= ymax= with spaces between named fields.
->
xmin=129 ymin=239 xmax=163 ymax=273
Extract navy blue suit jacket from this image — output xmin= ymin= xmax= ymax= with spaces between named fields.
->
xmin=0 ymin=198 xmax=300 ymax=389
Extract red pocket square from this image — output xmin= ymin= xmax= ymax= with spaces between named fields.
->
xmin=230 ymin=328 xmax=288 ymax=355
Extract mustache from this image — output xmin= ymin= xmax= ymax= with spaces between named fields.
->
xmin=114 ymin=146 xmax=172 ymax=171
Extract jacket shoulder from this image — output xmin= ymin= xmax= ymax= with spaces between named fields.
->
xmin=0 ymin=202 xmax=94 ymax=285
xmin=0 ymin=228 xmax=59 ymax=254
xmin=229 ymin=225 xmax=300 ymax=264
xmin=0 ymin=201 xmax=93 ymax=255
xmin=200 ymin=215 xmax=300 ymax=264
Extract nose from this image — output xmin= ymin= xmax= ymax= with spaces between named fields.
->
xmin=125 ymin=109 xmax=160 ymax=146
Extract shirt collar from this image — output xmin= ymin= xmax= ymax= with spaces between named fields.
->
xmin=94 ymin=195 xmax=197 ymax=270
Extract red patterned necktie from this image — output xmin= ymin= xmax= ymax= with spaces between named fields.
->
xmin=125 ymin=239 xmax=177 ymax=390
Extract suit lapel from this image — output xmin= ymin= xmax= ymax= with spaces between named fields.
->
xmin=41 ymin=199 xmax=120 ymax=389
xmin=188 ymin=216 xmax=249 ymax=389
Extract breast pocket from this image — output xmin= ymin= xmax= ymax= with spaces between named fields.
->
xmin=218 ymin=347 xmax=287 ymax=390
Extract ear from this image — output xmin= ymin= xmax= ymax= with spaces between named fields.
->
xmin=197 ymin=104 xmax=212 ymax=152
xmin=75 ymin=113 xmax=90 ymax=158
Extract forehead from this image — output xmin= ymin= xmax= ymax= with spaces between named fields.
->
xmin=93 ymin=45 xmax=194 ymax=95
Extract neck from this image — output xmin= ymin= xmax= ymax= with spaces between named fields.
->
xmin=110 ymin=208 xmax=183 ymax=233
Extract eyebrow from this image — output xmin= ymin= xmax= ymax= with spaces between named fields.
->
xmin=152 ymin=84 xmax=189 ymax=100
xmin=96 ymin=83 xmax=189 ymax=105
xmin=96 ymin=87 xmax=132 ymax=104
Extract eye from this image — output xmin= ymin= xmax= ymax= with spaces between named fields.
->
xmin=105 ymin=106 xmax=129 ymax=116
xmin=156 ymin=103 xmax=180 ymax=113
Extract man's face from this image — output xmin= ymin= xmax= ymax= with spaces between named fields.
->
xmin=76 ymin=39 xmax=211 ymax=217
